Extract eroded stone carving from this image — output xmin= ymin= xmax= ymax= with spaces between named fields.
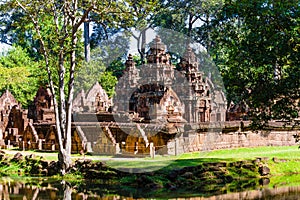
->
xmin=115 ymin=36 xmax=227 ymax=124
xmin=28 ymin=86 xmax=55 ymax=123
xmin=73 ymin=82 xmax=111 ymax=113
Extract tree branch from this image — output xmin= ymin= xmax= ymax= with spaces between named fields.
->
xmin=15 ymin=0 xmax=64 ymax=150
xmin=73 ymin=5 xmax=94 ymax=33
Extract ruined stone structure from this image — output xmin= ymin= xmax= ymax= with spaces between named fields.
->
xmin=19 ymin=82 xmax=114 ymax=153
xmin=73 ymin=82 xmax=111 ymax=113
xmin=114 ymin=36 xmax=227 ymax=124
xmin=179 ymin=46 xmax=227 ymax=123
xmin=0 ymin=36 xmax=297 ymax=157
xmin=0 ymin=90 xmax=18 ymax=111
xmin=28 ymin=86 xmax=55 ymax=123
xmin=0 ymin=91 xmax=13 ymax=137
xmin=0 ymin=90 xmax=19 ymax=134
xmin=71 ymin=82 xmax=115 ymax=153
xmin=0 ymin=37 xmax=235 ymax=155
xmin=22 ymin=86 xmax=86 ymax=153
xmin=0 ymin=90 xmax=28 ymax=146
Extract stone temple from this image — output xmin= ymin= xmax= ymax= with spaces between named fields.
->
xmin=0 ymin=36 xmax=228 ymax=155
xmin=1 ymin=36 xmax=295 ymax=156
xmin=114 ymin=36 xmax=227 ymax=124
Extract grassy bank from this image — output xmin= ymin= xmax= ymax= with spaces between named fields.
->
xmin=106 ymin=145 xmax=300 ymax=196
xmin=101 ymin=145 xmax=300 ymax=174
xmin=1 ymin=145 xmax=300 ymax=175
xmin=0 ymin=145 xmax=300 ymax=197
xmin=0 ymin=146 xmax=300 ymax=190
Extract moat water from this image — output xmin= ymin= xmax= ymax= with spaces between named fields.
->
xmin=0 ymin=176 xmax=300 ymax=200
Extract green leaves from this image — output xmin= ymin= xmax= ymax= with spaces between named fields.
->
xmin=75 ymin=56 xmax=106 ymax=94
xmin=0 ymin=46 xmax=41 ymax=107
xmin=212 ymin=0 xmax=300 ymax=125
xmin=99 ymin=71 xmax=117 ymax=98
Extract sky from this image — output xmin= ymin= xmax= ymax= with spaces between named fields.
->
xmin=0 ymin=43 xmax=11 ymax=54
xmin=128 ymin=29 xmax=156 ymax=55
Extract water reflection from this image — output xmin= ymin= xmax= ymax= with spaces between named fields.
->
xmin=190 ymin=186 xmax=300 ymax=200
xmin=0 ymin=177 xmax=300 ymax=199
xmin=1 ymin=177 xmax=119 ymax=199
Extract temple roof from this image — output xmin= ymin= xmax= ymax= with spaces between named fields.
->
xmin=0 ymin=90 xmax=18 ymax=110
xmin=73 ymin=82 xmax=111 ymax=113
xmin=85 ymin=82 xmax=109 ymax=103
xmin=146 ymin=35 xmax=170 ymax=64
xmin=150 ymin=35 xmax=166 ymax=51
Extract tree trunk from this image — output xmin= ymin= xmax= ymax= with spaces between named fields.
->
xmin=186 ymin=14 xmax=193 ymax=46
xmin=84 ymin=20 xmax=90 ymax=62
xmin=205 ymin=13 xmax=211 ymax=53
xmin=56 ymin=57 xmax=74 ymax=175
xmin=61 ymin=180 xmax=72 ymax=200
xmin=56 ymin=4 xmax=79 ymax=175
xmin=58 ymin=50 xmax=66 ymax=137
xmin=141 ymin=28 xmax=146 ymax=63
xmin=16 ymin=0 xmax=100 ymax=176
xmin=58 ymin=149 xmax=72 ymax=175
xmin=57 ymin=50 xmax=71 ymax=175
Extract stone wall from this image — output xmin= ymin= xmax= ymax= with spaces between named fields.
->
xmin=167 ymin=130 xmax=297 ymax=155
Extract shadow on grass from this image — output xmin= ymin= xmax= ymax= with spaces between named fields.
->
xmin=106 ymin=156 xmax=241 ymax=173
xmin=162 ymin=157 xmax=238 ymax=169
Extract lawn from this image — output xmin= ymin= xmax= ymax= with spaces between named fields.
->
xmin=102 ymin=145 xmax=300 ymax=172
xmin=3 ymin=145 xmax=300 ymax=173
xmin=182 ymin=145 xmax=300 ymax=160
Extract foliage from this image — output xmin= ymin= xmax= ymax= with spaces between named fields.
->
xmin=153 ymin=0 xmax=224 ymax=50
xmin=0 ymin=5 xmax=41 ymax=58
xmin=0 ymin=161 xmax=21 ymax=177
xmin=91 ymin=31 xmax=130 ymax=60
xmin=99 ymin=71 xmax=117 ymax=98
xmin=0 ymin=0 xmax=134 ymax=175
xmin=75 ymin=56 xmax=106 ymax=95
xmin=106 ymin=57 xmax=126 ymax=79
xmin=0 ymin=46 xmax=41 ymax=107
xmin=121 ymin=0 xmax=162 ymax=62
xmin=211 ymin=0 xmax=300 ymax=126
xmin=132 ymin=54 xmax=143 ymax=67
xmin=90 ymin=26 xmax=122 ymax=49
xmin=75 ymin=46 xmax=121 ymax=98
xmin=90 ymin=35 xmax=129 ymax=78
xmin=105 ymin=54 xmax=142 ymax=80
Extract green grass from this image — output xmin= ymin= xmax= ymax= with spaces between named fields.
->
xmin=1 ymin=149 xmax=114 ymax=162
xmin=268 ymin=160 xmax=300 ymax=175
xmin=269 ymin=174 xmax=300 ymax=187
xmin=3 ymin=149 xmax=59 ymax=161
xmin=2 ymin=146 xmax=300 ymax=195
xmin=195 ymin=145 xmax=300 ymax=160
xmin=3 ymin=145 xmax=300 ymax=175
xmin=5 ymin=145 xmax=299 ymax=163
xmin=104 ymin=145 xmax=300 ymax=171
xmin=0 ymin=162 xmax=21 ymax=176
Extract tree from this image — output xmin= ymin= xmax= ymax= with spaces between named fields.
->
xmin=99 ymin=71 xmax=117 ymax=98
xmin=0 ymin=45 xmax=41 ymax=107
xmin=122 ymin=0 xmax=162 ymax=63
xmin=75 ymin=47 xmax=119 ymax=98
xmin=90 ymin=35 xmax=130 ymax=78
xmin=211 ymin=0 xmax=300 ymax=126
xmin=0 ymin=5 xmax=42 ymax=59
xmin=5 ymin=0 xmax=132 ymax=175
xmin=153 ymin=0 xmax=224 ymax=51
